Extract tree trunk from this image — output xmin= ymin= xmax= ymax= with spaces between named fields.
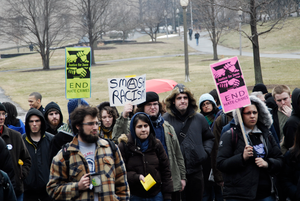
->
xmin=250 ymin=0 xmax=263 ymax=84
xmin=211 ymin=0 xmax=218 ymax=60
xmin=42 ymin=52 xmax=50 ymax=70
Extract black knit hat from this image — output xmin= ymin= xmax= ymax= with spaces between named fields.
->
xmin=138 ymin=92 xmax=159 ymax=107
xmin=0 ymin=103 xmax=7 ymax=113
xmin=253 ymin=83 xmax=268 ymax=94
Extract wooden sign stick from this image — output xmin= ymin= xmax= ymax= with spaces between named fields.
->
xmin=236 ymin=108 xmax=249 ymax=145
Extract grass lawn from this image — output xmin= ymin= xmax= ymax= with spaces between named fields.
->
xmin=0 ymin=31 xmax=299 ymax=121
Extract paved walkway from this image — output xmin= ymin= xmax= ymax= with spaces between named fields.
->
xmin=186 ymin=31 xmax=300 ymax=59
xmin=0 ymin=33 xmax=299 ymax=121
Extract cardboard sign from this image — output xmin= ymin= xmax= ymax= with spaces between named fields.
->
xmin=65 ymin=47 xmax=91 ymax=99
xmin=210 ymin=56 xmax=250 ymax=113
xmin=107 ymin=74 xmax=146 ymax=106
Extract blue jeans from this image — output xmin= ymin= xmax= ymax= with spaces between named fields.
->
xmin=130 ymin=191 xmax=163 ymax=201
xmin=227 ymin=195 xmax=275 ymax=201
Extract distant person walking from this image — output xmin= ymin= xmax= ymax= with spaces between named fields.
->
xmin=188 ymin=28 xmax=193 ymax=41
xmin=195 ymin=32 xmax=200 ymax=46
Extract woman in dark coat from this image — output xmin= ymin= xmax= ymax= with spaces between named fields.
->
xmin=118 ymin=112 xmax=173 ymax=201
xmin=217 ymin=95 xmax=283 ymax=201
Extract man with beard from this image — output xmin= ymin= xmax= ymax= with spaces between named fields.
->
xmin=47 ymin=106 xmax=130 ymax=201
xmin=44 ymin=101 xmax=64 ymax=135
xmin=22 ymin=108 xmax=54 ymax=201
xmin=112 ymin=92 xmax=186 ymax=201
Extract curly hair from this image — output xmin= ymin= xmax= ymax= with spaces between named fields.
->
xmin=70 ymin=106 xmax=98 ymax=134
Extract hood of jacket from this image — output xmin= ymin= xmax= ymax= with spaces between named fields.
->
xmin=44 ymin=101 xmax=63 ymax=126
xmin=25 ymin=108 xmax=46 ymax=137
xmin=291 ymin=88 xmax=300 ymax=118
xmin=129 ymin=112 xmax=156 ymax=143
xmin=233 ymin=95 xmax=273 ymax=129
xmin=164 ymin=84 xmax=198 ymax=117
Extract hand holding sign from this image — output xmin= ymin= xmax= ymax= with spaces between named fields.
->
xmin=122 ymin=103 xmax=133 ymax=118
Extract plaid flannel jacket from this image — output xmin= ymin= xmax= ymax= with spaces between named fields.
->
xmin=47 ymin=136 xmax=130 ymax=201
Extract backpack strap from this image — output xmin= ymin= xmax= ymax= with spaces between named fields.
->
xmin=104 ymin=138 xmax=117 ymax=160
xmin=178 ymin=118 xmax=193 ymax=144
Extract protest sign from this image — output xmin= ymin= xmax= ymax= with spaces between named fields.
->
xmin=65 ymin=47 xmax=91 ymax=99
xmin=210 ymin=56 xmax=250 ymax=113
xmin=210 ymin=56 xmax=250 ymax=145
xmin=108 ymin=74 xmax=146 ymax=106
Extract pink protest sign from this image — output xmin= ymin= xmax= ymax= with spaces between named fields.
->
xmin=210 ymin=56 xmax=250 ymax=113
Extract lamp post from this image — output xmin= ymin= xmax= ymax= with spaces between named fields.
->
xmin=238 ymin=7 xmax=243 ymax=56
xmin=164 ymin=10 xmax=169 ymax=38
xmin=180 ymin=0 xmax=191 ymax=82
xmin=176 ymin=8 xmax=180 ymax=36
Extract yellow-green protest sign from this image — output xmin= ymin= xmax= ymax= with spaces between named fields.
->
xmin=65 ymin=47 xmax=91 ymax=99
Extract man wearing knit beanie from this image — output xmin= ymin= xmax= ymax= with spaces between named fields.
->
xmin=112 ymin=91 xmax=187 ymax=201
xmin=44 ymin=101 xmax=64 ymax=135
xmin=0 ymin=102 xmax=31 ymax=200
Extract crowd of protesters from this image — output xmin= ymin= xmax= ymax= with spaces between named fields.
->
xmin=1 ymin=83 xmax=300 ymax=201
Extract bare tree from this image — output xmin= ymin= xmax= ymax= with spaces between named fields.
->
xmin=2 ymin=0 xmax=71 ymax=70
xmin=193 ymin=0 xmax=234 ymax=60
xmin=216 ymin=0 xmax=297 ymax=84
xmin=110 ymin=2 xmax=138 ymax=41
xmin=73 ymin=0 xmax=112 ymax=64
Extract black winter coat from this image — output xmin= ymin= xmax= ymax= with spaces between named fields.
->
xmin=217 ymin=124 xmax=283 ymax=200
xmin=118 ymin=134 xmax=173 ymax=200
xmin=163 ymin=111 xmax=215 ymax=175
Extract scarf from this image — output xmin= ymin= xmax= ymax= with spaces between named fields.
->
xmin=100 ymin=126 xmax=112 ymax=139
xmin=151 ymin=114 xmax=168 ymax=156
xmin=204 ymin=113 xmax=216 ymax=127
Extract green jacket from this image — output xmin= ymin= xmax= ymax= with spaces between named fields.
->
xmin=112 ymin=115 xmax=186 ymax=192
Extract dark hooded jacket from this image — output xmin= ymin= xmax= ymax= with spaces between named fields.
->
xmin=44 ymin=101 xmax=64 ymax=135
xmin=283 ymin=88 xmax=300 ymax=150
xmin=1 ymin=125 xmax=31 ymax=197
xmin=217 ymin=95 xmax=283 ymax=200
xmin=22 ymin=108 xmax=54 ymax=199
xmin=118 ymin=112 xmax=173 ymax=200
xmin=162 ymin=86 xmax=215 ymax=175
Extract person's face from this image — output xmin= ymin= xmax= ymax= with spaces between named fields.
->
xmin=101 ymin=110 xmax=113 ymax=128
xmin=201 ymin=100 xmax=213 ymax=113
xmin=174 ymin=93 xmax=189 ymax=114
xmin=135 ymin=119 xmax=150 ymax=140
xmin=28 ymin=115 xmax=42 ymax=135
xmin=242 ymin=105 xmax=258 ymax=130
xmin=0 ymin=110 xmax=6 ymax=129
xmin=47 ymin=110 xmax=60 ymax=127
xmin=144 ymin=101 xmax=159 ymax=117
xmin=77 ymin=115 xmax=99 ymax=143
xmin=28 ymin=96 xmax=40 ymax=109
xmin=274 ymin=92 xmax=291 ymax=110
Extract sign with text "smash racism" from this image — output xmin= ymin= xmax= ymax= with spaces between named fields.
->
xmin=107 ymin=74 xmax=146 ymax=106
xmin=65 ymin=47 xmax=91 ymax=99
xmin=210 ymin=57 xmax=250 ymax=113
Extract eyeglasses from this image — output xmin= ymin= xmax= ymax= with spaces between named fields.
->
xmin=243 ymin=111 xmax=258 ymax=115
xmin=202 ymin=101 xmax=212 ymax=107
xmin=82 ymin=122 xmax=101 ymax=126
xmin=0 ymin=113 xmax=7 ymax=117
